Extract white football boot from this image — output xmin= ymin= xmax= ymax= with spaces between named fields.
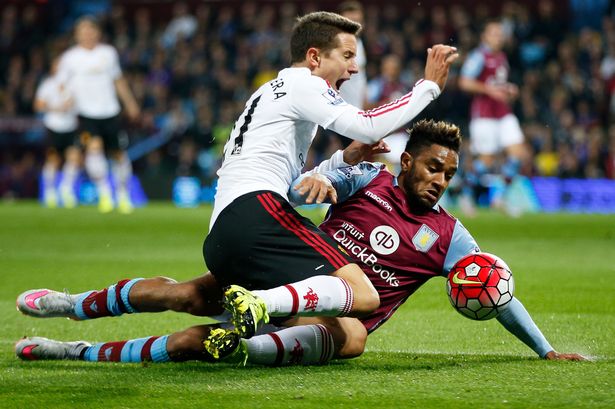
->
xmin=16 ymin=289 xmax=79 ymax=319
xmin=15 ymin=337 xmax=90 ymax=360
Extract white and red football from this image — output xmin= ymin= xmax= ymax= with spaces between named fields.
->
xmin=446 ymin=252 xmax=515 ymax=320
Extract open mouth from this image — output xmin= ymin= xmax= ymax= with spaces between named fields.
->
xmin=335 ymin=78 xmax=347 ymax=90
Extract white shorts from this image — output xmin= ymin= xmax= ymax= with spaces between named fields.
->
xmin=469 ymin=114 xmax=524 ymax=155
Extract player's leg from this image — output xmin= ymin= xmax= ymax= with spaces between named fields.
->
xmin=205 ymin=317 xmax=368 ymax=365
xmin=466 ymin=118 xmax=500 ymax=210
xmin=111 ymin=149 xmax=134 ymax=214
xmin=99 ymin=114 xmax=134 ymax=213
xmin=205 ymin=191 xmax=379 ymax=337
xmin=83 ymin=133 xmax=113 ymax=213
xmin=16 ymin=272 xmax=224 ymax=320
xmin=41 ymin=145 xmax=61 ymax=208
xmin=58 ymin=142 xmax=81 ymax=209
xmin=252 ymin=263 xmax=379 ymax=318
xmin=15 ymin=324 xmax=218 ymax=363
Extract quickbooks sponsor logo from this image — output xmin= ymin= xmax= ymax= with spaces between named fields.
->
xmin=369 ymin=225 xmax=399 ymax=255
xmin=365 ymin=190 xmax=392 ymax=211
xmin=333 ymin=229 xmax=399 ymax=287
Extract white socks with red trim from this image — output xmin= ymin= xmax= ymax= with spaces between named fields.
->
xmin=253 ymin=276 xmax=353 ymax=317
xmin=245 ymin=324 xmax=334 ymax=365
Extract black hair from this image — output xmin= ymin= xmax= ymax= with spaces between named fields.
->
xmin=290 ymin=11 xmax=361 ymax=63
xmin=404 ymin=119 xmax=462 ymax=156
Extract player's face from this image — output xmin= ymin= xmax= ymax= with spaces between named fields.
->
xmin=483 ymin=23 xmax=504 ymax=51
xmin=399 ymin=144 xmax=458 ymax=211
xmin=75 ymin=21 xmax=101 ymax=49
xmin=315 ymin=32 xmax=358 ymax=91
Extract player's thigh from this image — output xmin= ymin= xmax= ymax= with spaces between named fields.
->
xmin=469 ymin=118 xmax=500 ymax=155
xmin=498 ymin=114 xmax=524 ymax=149
xmin=204 ymin=191 xmax=352 ymax=290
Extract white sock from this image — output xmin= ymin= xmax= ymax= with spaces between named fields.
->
xmin=85 ymin=152 xmax=110 ymax=196
xmin=253 ymin=276 xmax=353 ymax=317
xmin=111 ymin=156 xmax=132 ymax=199
xmin=59 ymin=163 xmax=78 ymax=196
xmin=42 ymin=164 xmax=57 ymax=197
xmin=245 ymin=324 xmax=334 ymax=366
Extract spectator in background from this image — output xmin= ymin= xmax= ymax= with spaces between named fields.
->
xmin=57 ymin=16 xmax=140 ymax=213
xmin=366 ymin=54 xmax=411 ymax=172
xmin=160 ymin=2 xmax=198 ymax=49
xmin=459 ymin=19 xmax=528 ymax=213
xmin=338 ymin=1 xmax=367 ymax=109
xmin=33 ymin=56 xmax=80 ymax=208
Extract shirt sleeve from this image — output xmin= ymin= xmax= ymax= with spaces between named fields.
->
xmin=289 ymin=162 xmax=382 ymax=205
xmin=441 ymin=220 xmax=481 ymax=276
xmin=109 ymin=46 xmax=122 ymax=80
xmin=55 ymin=53 xmax=71 ymax=87
xmin=291 ymin=76 xmax=440 ymax=144
xmin=306 ymin=150 xmax=349 ymax=175
xmin=460 ymin=49 xmax=485 ymax=79
xmin=496 ymin=297 xmax=554 ymax=358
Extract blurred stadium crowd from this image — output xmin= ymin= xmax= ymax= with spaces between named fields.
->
xmin=1 ymin=0 xmax=614 ymax=200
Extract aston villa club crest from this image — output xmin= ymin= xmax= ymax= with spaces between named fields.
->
xmin=412 ymin=224 xmax=439 ymax=253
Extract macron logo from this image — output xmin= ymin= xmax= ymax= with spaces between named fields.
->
xmin=365 ymin=190 xmax=392 ymax=211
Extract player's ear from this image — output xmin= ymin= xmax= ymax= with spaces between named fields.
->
xmin=306 ymin=48 xmax=321 ymax=68
xmin=400 ymin=151 xmax=413 ymax=172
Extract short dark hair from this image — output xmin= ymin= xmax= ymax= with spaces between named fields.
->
xmin=404 ymin=119 xmax=462 ymax=156
xmin=290 ymin=11 xmax=361 ymax=63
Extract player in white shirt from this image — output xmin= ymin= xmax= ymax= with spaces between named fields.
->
xmin=57 ymin=16 xmax=140 ymax=213
xmin=34 ymin=57 xmax=80 ymax=209
xmin=204 ymin=11 xmax=458 ymax=340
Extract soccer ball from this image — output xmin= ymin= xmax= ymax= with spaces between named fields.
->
xmin=446 ymin=252 xmax=515 ymax=320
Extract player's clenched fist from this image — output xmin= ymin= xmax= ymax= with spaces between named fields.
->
xmin=424 ymin=44 xmax=459 ymax=92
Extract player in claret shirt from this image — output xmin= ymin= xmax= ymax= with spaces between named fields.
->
xmin=201 ymin=119 xmax=583 ymax=364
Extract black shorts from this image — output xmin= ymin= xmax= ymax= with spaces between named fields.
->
xmin=78 ymin=115 xmax=125 ymax=151
xmin=204 ymin=191 xmax=352 ymax=290
xmin=46 ymin=128 xmax=77 ymax=152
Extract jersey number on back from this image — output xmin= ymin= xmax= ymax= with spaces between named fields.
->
xmin=229 ymin=95 xmax=261 ymax=156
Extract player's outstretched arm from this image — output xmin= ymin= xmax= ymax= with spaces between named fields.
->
xmin=496 ymin=297 xmax=588 ymax=361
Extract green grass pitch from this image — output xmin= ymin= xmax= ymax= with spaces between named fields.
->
xmin=1 ymin=202 xmax=614 ymax=408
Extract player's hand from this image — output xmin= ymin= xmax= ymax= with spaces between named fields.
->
xmin=424 ymin=44 xmax=459 ymax=91
xmin=544 ymin=351 xmax=588 ymax=361
xmin=343 ymin=140 xmax=390 ymax=165
xmin=293 ymin=174 xmax=337 ymax=204
xmin=485 ymin=84 xmax=515 ymax=103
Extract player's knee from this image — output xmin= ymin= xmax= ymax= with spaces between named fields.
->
xmin=351 ymin=284 xmax=380 ymax=316
xmin=334 ymin=265 xmax=380 ymax=316
xmin=336 ymin=324 xmax=367 ymax=358
xmin=168 ymin=282 xmax=203 ymax=313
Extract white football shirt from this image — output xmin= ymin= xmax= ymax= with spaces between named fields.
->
xmin=35 ymin=75 xmax=78 ymax=133
xmin=57 ymin=44 xmax=122 ymax=119
xmin=211 ymin=67 xmax=440 ymax=227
